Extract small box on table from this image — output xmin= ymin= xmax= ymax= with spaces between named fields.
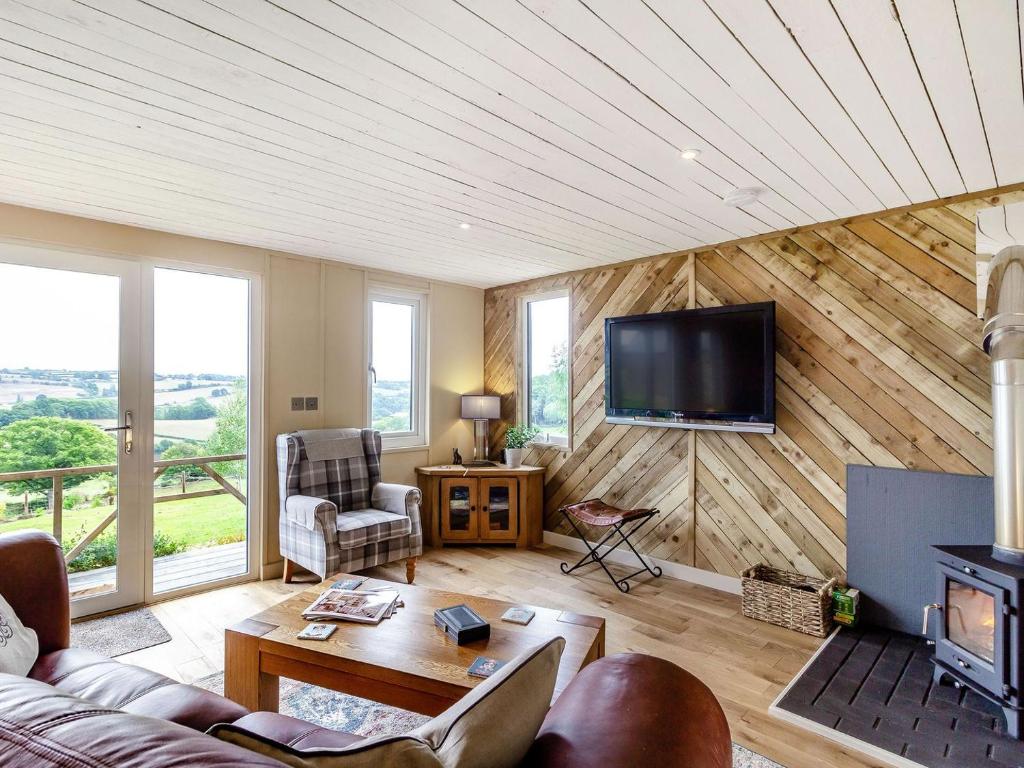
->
xmin=433 ymin=604 xmax=490 ymax=645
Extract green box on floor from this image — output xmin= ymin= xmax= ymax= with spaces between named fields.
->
xmin=832 ymin=587 xmax=859 ymax=617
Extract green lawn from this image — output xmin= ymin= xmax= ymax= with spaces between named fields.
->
xmin=0 ymin=479 xmax=246 ymax=550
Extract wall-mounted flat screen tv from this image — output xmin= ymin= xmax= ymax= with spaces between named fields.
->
xmin=604 ymin=301 xmax=775 ymax=433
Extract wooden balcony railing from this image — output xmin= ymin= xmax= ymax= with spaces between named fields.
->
xmin=0 ymin=453 xmax=246 ymax=564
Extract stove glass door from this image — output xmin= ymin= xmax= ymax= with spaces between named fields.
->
xmin=946 ymin=579 xmax=996 ymax=664
xmin=936 ymin=564 xmax=1007 ymax=698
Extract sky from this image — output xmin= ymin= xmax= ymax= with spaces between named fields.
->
xmin=371 ymin=300 xmax=412 ymax=381
xmin=0 ymin=263 xmax=248 ymax=376
xmin=2 ymin=263 xmax=416 ymax=382
xmin=529 ymin=295 xmax=569 ymax=375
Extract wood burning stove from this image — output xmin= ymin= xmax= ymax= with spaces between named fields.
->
xmin=924 ymin=244 xmax=1024 ymax=737
xmin=929 ymin=545 xmax=1024 ymax=737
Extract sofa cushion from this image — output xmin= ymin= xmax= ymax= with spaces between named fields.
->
xmin=210 ymin=725 xmax=442 ymax=767
xmin=0 ymin=593 xmax=38 ymax=676
xmin=0 ymin=531 xmax=70 ymax=654
xmin=412 ymin=637 xmax=564 ymax=768
xmin=232 ymin=712 xmax=366 ymax=750
xmin=336 ymin=509 xmax=412 ymax=547
xmin=0 ymin=673 xmax=282 ymax=768
xmin=30 ymin=648 xmax=248 ymax=731
xmin=213 ymin=638 xmax=564 ymax=768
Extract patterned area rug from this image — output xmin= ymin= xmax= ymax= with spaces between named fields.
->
xmin=71 ymin=608 xmax=171 ymax=658
xmin=196 ymin=672 xmax=782 ymax=765
xmin=196 ymin=672 xmax=428 ymax=737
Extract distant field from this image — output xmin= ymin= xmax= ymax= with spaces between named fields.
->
xmin=154 ymin=386 xmax=232 ymax=405
xmin=0 ymin=381 xmax=82 ymax=404
xmin=0 ymin=380 xmax=233 ymax=408
xmin=88 ymin=418 xmax=218 ymax=442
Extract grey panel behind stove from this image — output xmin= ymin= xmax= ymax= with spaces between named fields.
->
xmin=846 ymin=465 xmax=992 ymax=635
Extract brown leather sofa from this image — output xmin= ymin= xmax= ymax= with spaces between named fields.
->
xmin=0 ymin=530 xmax=248 ymax=730
xmin=0 ymin=531 xmax=732 ymax=767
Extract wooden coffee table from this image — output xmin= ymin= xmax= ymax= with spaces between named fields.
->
xmin=224 ymin=575 xmax=605 ymax=716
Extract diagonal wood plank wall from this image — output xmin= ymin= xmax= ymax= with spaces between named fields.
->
xmin=484 ymin=188 xmax=1024 ymax=580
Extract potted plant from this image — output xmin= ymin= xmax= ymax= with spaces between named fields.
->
xmin=504 ymin=424 xmax=539 ymax=468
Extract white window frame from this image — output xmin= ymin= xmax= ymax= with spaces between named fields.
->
xmin=367 ymin=285 xmax=428 ymax=450
xmin=519 ymin=288 xmax=571 ymax=449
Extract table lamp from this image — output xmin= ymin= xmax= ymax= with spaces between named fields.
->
xmin=461 ymin=394 xmax=501 ymax=466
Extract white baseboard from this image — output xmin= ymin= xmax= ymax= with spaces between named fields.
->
xmin=542 ymin=530 xmax=741 ymax=595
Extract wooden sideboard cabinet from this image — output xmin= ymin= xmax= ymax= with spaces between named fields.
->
xmin=415 ymin=465 xmax=545 ymax=548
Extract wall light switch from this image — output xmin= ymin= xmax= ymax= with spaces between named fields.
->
xmin=291 ymin=397 xmax=305 ymax=411
xmin=305 ymin=396 xmax=319 ymax=411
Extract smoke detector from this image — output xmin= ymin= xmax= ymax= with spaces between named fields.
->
xmin=723 ymin=186 xmax=763 ymax=207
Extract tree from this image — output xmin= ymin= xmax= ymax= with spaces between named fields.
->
xmin=528 ymin=341 xmax=569 ymax=435
xmin=155 ymin=398 xmax=216 ymax=420
xmin=204 ymin=381 xmax=247 ymax=479
xmin=157 ymin=441 xmax=205 ymax=484
xmin=0 ymin=418 xmax=116 ymax=494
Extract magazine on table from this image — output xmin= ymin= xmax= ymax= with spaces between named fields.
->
xmin=302 ymin=588 xmax=400 ymax=624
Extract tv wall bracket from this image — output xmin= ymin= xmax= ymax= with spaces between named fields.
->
xmin=605 ymin=415 xmax=776 ymax=434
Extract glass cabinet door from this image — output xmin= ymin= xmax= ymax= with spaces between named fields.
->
xmin=481 ymin=479 xmax=518 ymax=541
xmin=440 ymin=478 xmax=478 ymax=539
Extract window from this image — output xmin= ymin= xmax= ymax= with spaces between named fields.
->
xmin=522 ymin=291 xmax=570 ymax=448
xmin=368 ymin=287 xmax=427 ymax=449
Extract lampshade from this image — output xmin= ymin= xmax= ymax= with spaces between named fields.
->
xmin=461 ymin=394 xmax=501 ymax=420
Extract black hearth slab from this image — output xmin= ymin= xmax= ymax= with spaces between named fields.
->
xmin=836 ymin=717 xmax=907 ymax=754
xmin=908 ymin=712 xmax=956 ymax=737
xmin=903 ymin=739 xmax=953 ymax=764
xmin=773 ymin=625 xmax=1024 ymax=768
xmin=783 ymin=699 xmax=841 ymax=729
xmin=991 ymin=739 xmax=1024 ymax=765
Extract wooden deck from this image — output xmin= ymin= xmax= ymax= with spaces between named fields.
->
xmin=68 ymin=540 xmax=247 ymax=596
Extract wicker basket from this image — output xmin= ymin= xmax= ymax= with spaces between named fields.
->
xmin=741 ymin=564 xmax=837 ymax=637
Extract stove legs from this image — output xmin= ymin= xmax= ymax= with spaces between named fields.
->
xmin=1003 ymin=706 xmax=1023 ymax=739
xmin=935 ymin=663 xmax=1023 ymax=739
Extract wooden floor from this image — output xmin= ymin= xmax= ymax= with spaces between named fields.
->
xmin=119 ymin=545 xmax=876 ymax=768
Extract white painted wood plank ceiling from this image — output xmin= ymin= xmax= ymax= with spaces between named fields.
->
xmin=0 ymin=0 xmax=1020 ymax=287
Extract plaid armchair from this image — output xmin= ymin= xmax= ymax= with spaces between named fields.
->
xmin=276 ymin=428 xmax=423 ymax=583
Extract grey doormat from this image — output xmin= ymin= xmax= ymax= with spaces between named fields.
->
xmin=772 ymin=625 xmax=1024 ymax=768
xmin=71 ymin=607 xmax=171 ymax=658
xmin=196 ymin=672 xmax=781 ymax=766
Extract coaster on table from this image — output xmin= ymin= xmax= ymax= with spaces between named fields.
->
xmin=500 ymin=607 xmax=535 ymax=625
xmin=330 ymin=577 xmax=367 ymax=590
xmin=467 ymin=656 xmax=506 ymax=678
xmin=297 ymin=623 xmax=337 ymax=641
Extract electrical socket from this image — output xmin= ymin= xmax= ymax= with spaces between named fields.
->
xmin=290 ymin=397 xmax=305 ymax=411
xmin=305 ymin=396 xmax=319 ymax=411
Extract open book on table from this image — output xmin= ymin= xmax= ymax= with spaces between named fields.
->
xmin=302 ymin=588 xmax=399 ymax=625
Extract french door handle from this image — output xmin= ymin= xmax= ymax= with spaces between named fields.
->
xmin=103 ymin=411 xmax=133 ymax=454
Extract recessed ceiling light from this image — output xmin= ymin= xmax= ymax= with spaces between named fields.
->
xmin=680 ymin=148 xmax=701 ymax=161
xmin=459 ymin=222 xmax=471 ymax=230
xmin=723 ymin=186 xmax=763 ymax=207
